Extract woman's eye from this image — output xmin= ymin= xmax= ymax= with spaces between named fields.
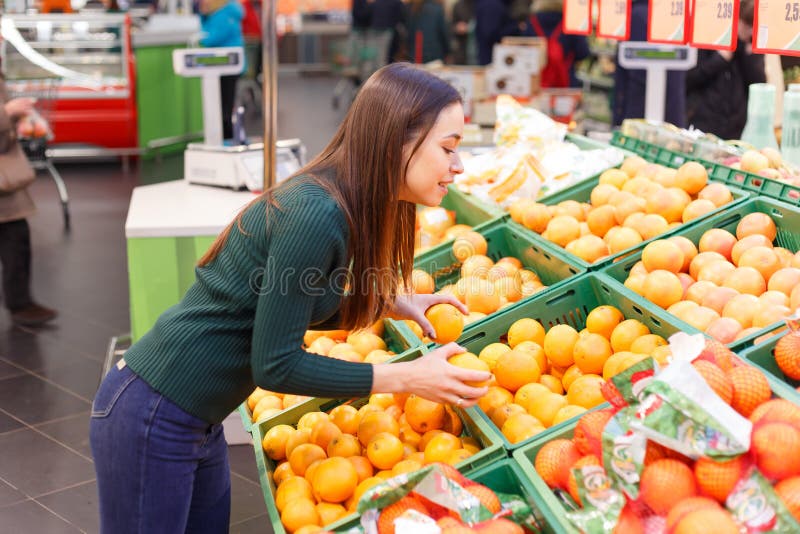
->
xmin=443 ymin=147 xmax=455 ymax=155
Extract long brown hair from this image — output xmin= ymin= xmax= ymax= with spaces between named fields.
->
xmin=199 ymin=63 xmax=462 ymax=329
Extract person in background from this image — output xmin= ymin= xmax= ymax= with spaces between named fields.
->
xmin=451 ymin=0 xmax=475 ymax=64
xmin=474 ymin=0 xmax=519 ymax=65
xmin=90 ymin=62 xmax=488 ymax=533
xmin=685 ymin=0 xmax=765 ymax=139
xmin=369 ymin=0 xmax=406 ymax=63
xmin=0 ymin=71 xmax=58 ymax=327
xmin=613 ymin=0 xmax=686 ymax=127
xmin=198 ymin=0 xmax=244 ymax=142
xmin=352 ymin=0 xmax=373 ymax=30
xmin=406 ymin=0 xmax=450 ymax=64
xmin=524 ymin=0 xmax=589 ymax=87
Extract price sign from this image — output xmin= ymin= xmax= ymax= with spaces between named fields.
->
xmin=564 ymin=0 xmax=592 ymax=35
xmin=648 ymin=0 xmax=689 ymax=44
xmin=689 ymin=0 xmax=738 ymax=49
xmin=598 ymin=0 xmax=631 ymax=40
xmin=753 ymin=0 xmax=800 ymax=55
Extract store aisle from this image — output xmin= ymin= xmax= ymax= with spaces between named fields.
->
xmin=0 ymin=73 xmax=346 ymax=533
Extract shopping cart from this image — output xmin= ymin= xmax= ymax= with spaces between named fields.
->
xmin=330 ymin=29 xmax=393 ymax=110
xmin=8 ymin=77 xmax=70 ymax=230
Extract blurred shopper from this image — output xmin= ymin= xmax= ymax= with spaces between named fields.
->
xmin=199 ymin=0 xmax=244 ymax=141
xmin=475 ymin=0 xmax=519 ymax=65
xmin=613 ymin=0 xmax=686 ymax=126
xmin=451 ymin=0 xmax=476 ymax=64
xmin=524 ymin=0 xmax=589 ymax=87
xmin=352 ymin=0 xmax=373 ymax=29
xmin=406 ymin=0 xmax=450 ymax=63
xmin=685 ymin=0 xmax=765 ymax=139
xmin=90 ymin=63 xmax=489 ymax=534
xmin=370 ymin=0 xmax=406 ymax=62
xmin=0 ymin=72 xmax=58 ymax=327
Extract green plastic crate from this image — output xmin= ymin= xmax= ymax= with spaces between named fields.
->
xmin=601 ymin=197 xmax=800 ymax=352
xmin=517 ymin=170 xmax=750 ymax=272
xmin=238 ymin=319 xmax=424 ymax=433
xmin=611 ymin=131 xmax=800 ymax=207
xmin=328 ymin=458 xmax=548 ymax=532
xmin=440 ymin=185 xmax=506 ymax=225
xmin=739 ymin=328 xmax=798 ymax=388
xmin=512 ymin=359 xmax=800 ymax=534
xmin=411 ymin=218 xmax=585 ymax=345
xmin=251 ymin=365 xmax=507 ymax=534
xmin=456 ymin=273 xmax=690 ymax=451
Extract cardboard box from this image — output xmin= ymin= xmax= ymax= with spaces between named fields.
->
xmin=429 ymin=66 xmax=487 ymax=118
xmin=492 ymin=38 xmax=546 ymax=74
xmin=485 ymin=68 xmax=540 ymax=97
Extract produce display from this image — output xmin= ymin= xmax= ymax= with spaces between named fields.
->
xmin=509 ymin=159 xmax=738 ymax=264
xmin=530 ymin=334 xmax=800 ymax=533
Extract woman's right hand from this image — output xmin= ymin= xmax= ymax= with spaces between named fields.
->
xmin=372 ymin=343 xmax=490 ymax=408
xmin=4 ymin=98 xmax=35 ymax=120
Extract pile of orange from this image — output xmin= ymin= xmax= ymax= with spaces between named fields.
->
xmin=263 ymin=393 xmax=482 ymax=533
xmin=620 ymin=212 xmax=800 ymax=344
xmin=415 ymin=206 xmax=474 ymax=255
xmin=509 ymin=158 xmax=737 ymax=264
xmin=468 ymin=308 xmax=675 ymax=444
xmin=534 ymin=341 xmax=800 ymax=530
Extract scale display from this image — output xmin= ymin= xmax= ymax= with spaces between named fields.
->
xmin=172 ymin=47 xmax=244 ymax=77
xmin=184 ymin=52 xmax=240 ymax=68
xmin=625 ymin=48 xmax=687 ymax=60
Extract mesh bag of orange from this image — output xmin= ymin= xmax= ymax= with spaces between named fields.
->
xmin=356 ymin=463 xmax=537 ymax=533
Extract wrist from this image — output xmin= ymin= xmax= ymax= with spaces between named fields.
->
xmin=371 ymin=361 xmax=409 ymax=394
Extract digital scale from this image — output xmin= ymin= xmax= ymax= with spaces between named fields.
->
xmin=172 ymin=47 xmax=304 ymax=191
xmin=618 ymin=42 xmax=697 ymax=122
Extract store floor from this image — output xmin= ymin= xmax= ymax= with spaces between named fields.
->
xmin=0 ymin=73 xmax=349 ymax=533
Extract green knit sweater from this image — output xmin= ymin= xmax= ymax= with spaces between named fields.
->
xmin=125 ymin=177 xmax=374 ymax=424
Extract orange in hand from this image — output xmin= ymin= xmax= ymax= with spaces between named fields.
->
xmin=424 ymin=303 xmax=464 ymax=343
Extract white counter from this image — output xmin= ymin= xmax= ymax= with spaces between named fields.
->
xmin=125 ymin=180 xmax=258 ymax=238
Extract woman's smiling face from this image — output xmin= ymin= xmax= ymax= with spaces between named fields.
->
xmin=399 ymin=102 xmax=465 ymax=207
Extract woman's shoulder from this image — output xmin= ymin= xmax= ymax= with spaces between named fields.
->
xmin=271 ymin=175 xmax=347 ymax=225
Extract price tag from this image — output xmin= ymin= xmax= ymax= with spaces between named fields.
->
xmin=753 ymin=0 xmax=800 ymax=55
xmin=598 ymin=0 xmax=631 ymax=40
xmin=689 ymin=0 xmax=738 ymax=49
xmin=564 ymin=0 xmax=593 ymax=35
xmin=648 ymin=0 xmax=689 ymax=44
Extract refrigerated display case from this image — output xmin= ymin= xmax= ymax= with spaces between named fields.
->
xmin=0 ymin=13 xmax=138 ymax=152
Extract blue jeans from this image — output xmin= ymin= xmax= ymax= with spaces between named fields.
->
xmin=90 ymin=363 xmax=231 ymax=534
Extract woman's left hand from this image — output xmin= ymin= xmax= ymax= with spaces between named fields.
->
xmin=392 ymin=293 xmax=468 ymax=339
xmin=4 ymin=98 xmax=35 ymax=120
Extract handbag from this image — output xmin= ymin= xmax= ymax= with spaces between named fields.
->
xmin=0 ymin=141 xmax=36 ymax=194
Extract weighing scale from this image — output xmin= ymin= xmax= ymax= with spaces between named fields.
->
xmin=172 ymin=47 xmax=304 ymax=191
xmin=617 ymin=42 xmax=697 ymax=122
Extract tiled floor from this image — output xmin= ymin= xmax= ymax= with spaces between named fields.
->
xmin=0 ymin=73 xmax=347 ymax=533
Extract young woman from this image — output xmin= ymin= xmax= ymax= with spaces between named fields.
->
xmin=90 ymin=62 xmax=489 ymax=533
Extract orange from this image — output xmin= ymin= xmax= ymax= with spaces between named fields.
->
xmin=424 ymin=303 xmax=464 ymax=344
xmin=525 ymin=392 xmax=568 ymax=427
xmin=643 ymin=269 xmax=686 ymax=308
xmin=540 ymin=374 xmax=564 ymax=394
xmin=273 ymin=461 xmax=296 ymax=487
xmin=514 ymin=341 xmax=548 ymax=373
xmin=404 ymin=395 xmax=446 ymax=434
xmin=728 ymin=365 xmax=771 ymax=417
xmin=668 ymin=235 xmax=699 ymax=271
xmin=674 ymin=161 xmax=708 ymax=195
xmin=477 ymin=343 xmax=511 ymax=370
xmin=600 ymin=167 xmax=630 ymax=186
xmin=553 ymin=404 xmax=587 ymax=425
xmin=452 ymin=231 xmax=488 ymax=262
xmin=534 ymin=438 xmax=581 ymax=489
xmin=521 ymin=202 xmax=553 ymax=233
xmin=366 ymin=432 xmax=405 ymax=470
xmin=566 ymin=375 xmax=606 ymax=409
xmin=768 ymin=267 xmax=800 ymax=296
xmin=460 ymin=254 xmax=494 ymax=279
xmin=463 ymin=277 xmax=502 ymax=315
xmin=605 ymin=226 xmax=644 ymax=254
xmin=543 ymin=324 xmax=580 ymax=367
xmin=752 ymin=422 xmax=800 ymax=480
xmin=692 ymin=360 xmax=733 ymax=404
xmin=674 ymin=508 xmax=739 ymax=534
xmin=285 ymin=428 xmax=313 ymax=461
xmin=247 ymin=388 xmax=269 ymax=410
xmin=665 ymin=497 xmax=721 ymax=532
xmin=488 ymin=403 xmax=527 ymax=429
xmin=591 ymin=182 xmax=621 ymax=205
xmin=509 ymin=198 xmax=537 ymax=223
xmin=477 ymin=386 xmax=514 ymax=415
xmin=642 ymin=240 xmax=685 ymax=273
xmin=749 ymin=398 xmax=800 ymax=427
xmin=572 ymin=333 xmax=613 ymax=374
xmin=628 ymin=333 xmax=667 ymax=355
xmin=586 ymin=204 xmax=617 ymax=238
xmin=311 ymin=456 xmax=358 ymax=503
xmin=683 ymin=199 xmax=717 ymax=222
xmin=357 ymin=411 xmax=400 ymax=447
xmin=501 ymin=412 xmax=545 ymax=444
xmin=288 ymin=443 xmax=327 ymax=478
xmin=276 ymin=476 xmax=314 ymax=512
xmin=561 ymin=364 xmax=585 ymax=392
xmin=573 ymin=408 xmax=614 ymax=456
xmin=640 ymin=459 xmax=698 ymax=515
xmin=609 ymin=319 xmax=650 ymax=352
xmin=689 ymin=251 xmax=727 ymax=279
xmin=585 ymin=305 xmax=624 ymax=339
xmin=775 ymin=476 xmax=800 ymax=523
xmin=423 ymin=432 xmax=462 ymax=464
xmin=447 ymin=352 xmax=491 ymax=387
xmin=736 ymin=212 xmax=777 ymax=241
xmin=417 ymin=429 xmax=445 ymax=451
xmin=494 ymin=349 xmax=542 ymax=392
xmin=566 ymin=454 xmax=602 ymax=505
xmin=297 ymin=412 xmax=330 ymax=432
xmin=377 ymin=496 xmax=428 ymax=534
xmin=545 ymin=215 xmax=582 ymax=248
xmin=263 ymin=424 xmax=295 ymax=461
xmin=326 ymin=434 xmax=361 ymax=458
xmin=347 ymin=455 xmax=374 ymax=483
xmin=698 ymin=228 xmax=737 ymax=261
xmin=513 ymin=382 xmax=551 ymax=413
xmin=316 ymin=502 xmax=347 ymax=526
xmin=310 ymin=421 xmax=343 ymax=452
xmin=281 ymin=497 xmax=320 ymax=533
xmin=507 ymin=318 xmax=546 ymax=348
xmin=565 ymin=234 xmax=610 ymax=263
xmin=391 ymin=458 xmax=423 ymax=476
xmin=252 ymin=395 xmax=283 ymax=422
xmin=347 ymin=331 xmax=388 ymax=357
xmin=694 ymin=455 xmax=744 ymax=502
xmin=465 ymin=484 xmax=502 ymax=514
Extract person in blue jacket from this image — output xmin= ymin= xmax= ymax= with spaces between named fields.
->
xmin=199 ymin=0 xmax=244 ymax=141
xmin=474 ymin=0 xmax=521 ymax=65
xmin=612 ymin=0 xmax=686 ymax=127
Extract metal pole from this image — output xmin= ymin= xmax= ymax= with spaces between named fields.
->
xmin=262 ymin=0 xmax=277 ymax=190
